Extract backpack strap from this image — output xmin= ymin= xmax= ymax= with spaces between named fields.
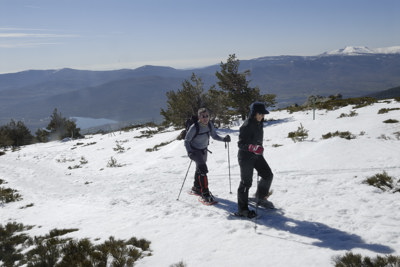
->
xmin=193 ymin=121 xmax=200 ymax=139
xmin=193 ymin=121 xmax=211 ymax=141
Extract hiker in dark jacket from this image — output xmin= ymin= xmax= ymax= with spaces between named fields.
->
xmin=236 ymin=102 xmax=273 ymax=218
xmin=184 ymin=108 xmax=231 ymax=204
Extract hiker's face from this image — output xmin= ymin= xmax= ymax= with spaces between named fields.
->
xmin=255 ymin=113 xmax=264 ymax=122
xmin=199 ymin=112 xmax=209 ymax=124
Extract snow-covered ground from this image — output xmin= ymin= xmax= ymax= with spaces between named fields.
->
xmin=1 ymin=99 xmax=400 ymax=266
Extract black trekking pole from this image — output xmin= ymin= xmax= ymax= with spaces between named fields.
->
xmin=176 ymin=160 xmax=193 ymax=201
xmin=254 ymin=175 xmax=260 ymax=231
xmin=225 ymin=141 xmax=232 ymax=194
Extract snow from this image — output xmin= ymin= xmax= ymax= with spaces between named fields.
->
xmin=1 ymin=100 xmax=400 ymax=266
xmin=323 ymin=46 xmax=400 ymax=56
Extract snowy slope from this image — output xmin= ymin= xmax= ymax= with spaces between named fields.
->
xmin=1 ymin=100 xmax=400 ymax=266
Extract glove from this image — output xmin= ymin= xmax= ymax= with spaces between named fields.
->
xmin=188 ymin=152 xmax=195 ymax=160
xmin=248 ymin=144 xmax=264 ymax=155
xmin=223 ymin=135 xmax=231 ymax=142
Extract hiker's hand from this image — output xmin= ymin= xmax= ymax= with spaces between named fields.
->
xmin=223 ymin=135 xmax=231 ymax=142
xmin=248 ymin=144 xmax=263 ymax=155
xmin=188 ymin=152 xmax=195 ymax=160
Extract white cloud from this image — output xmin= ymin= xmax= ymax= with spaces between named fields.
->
xmin=0 ymin=42 xmax=61 ymax=48
xmin=0 ymin=27 xmax=50 ymax=31
xmin=0 ymin=28 xmax=77 ymax=48
xmin=0 ymin=33 xmax=78 ymax=38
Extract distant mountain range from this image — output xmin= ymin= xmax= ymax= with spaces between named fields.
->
xmin=1 ymin=46 xmax=400 ymax=131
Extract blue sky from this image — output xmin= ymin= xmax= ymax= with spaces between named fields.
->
xmin=0 ymin=0 xmax=399 ymax=74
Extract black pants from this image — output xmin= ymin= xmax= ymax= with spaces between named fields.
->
xmin=190 ymin=149 xmax=209 ymax=194
xmin=237 ymin=152 xmax=273 ymax=212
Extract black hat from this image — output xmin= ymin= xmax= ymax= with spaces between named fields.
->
xmin=250 ymin=102 xmax=269 ymax=115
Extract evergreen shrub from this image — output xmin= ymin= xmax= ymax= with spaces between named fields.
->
xmin=322 ymin=131 xmax=356 ymax=140
xmin=146 ymin=140 xmax=174 ymax=152
xmin=0 ymin=179 xmax=22 ymax=203
xmin=288 ymin=123 xmax=308 ymax=142
xmin=333 ymin=252 xmax=400 ymax=267
xmin=383 ymin=119 xmax=399 ymax=123
xmin=363 ymin=171 xmax=400 ymax=193
xmin=107 ymin=157 xmax=123 ymax=167
xmin=338 ymin=110 xmax=358 ymax=118
xmin=0 ymin=223 xmax=152 ymax=267
xmin=378 ymin=107 xmax=400 ymax=114
xmin=170 ymin=261 xmax=187 ymax=267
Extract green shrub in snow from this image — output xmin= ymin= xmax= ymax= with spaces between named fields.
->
xmin=333 ymin=252 xmax=400 ymax=267
xmin=378 ymin=107 xmax=400 ymax=114
xmin=0 ymin=222 xmax=152 ymax=267
xmin=322 ymin=131 xmax=356 ymax=140
xmin=363 ymin=171 xmax=400 ymax=193
xmin=0 ymin=179 xmax=22 ymax=203
xmin=287 ymin=123 xmax=309 ymax=142
xmin=338 ymin=110 xmax=358 ymax=118
xmin=383 ymin=119 xmax=399 ymax=123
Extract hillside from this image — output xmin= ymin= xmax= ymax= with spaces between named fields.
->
xmin=1 ymin=99 xmax=399 ymax=266
xmin=1 ymin=50 xmax=400 ymax=130
xmin=365 ymin=86 xmax=400 ymax=99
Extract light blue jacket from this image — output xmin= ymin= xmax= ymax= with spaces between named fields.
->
xmin=184 ymin=122 xmax=224 ymax=153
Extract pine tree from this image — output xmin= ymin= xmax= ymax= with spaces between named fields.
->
xmin=161 ymin=73 xmax=208 ymax=126
xmin=215 ymin=54 xmax=276 ymax=119
xmin=0 ymin=120 xmax=33 ymax=148
xmin=42 ymin=108 xmax=82 ymax=141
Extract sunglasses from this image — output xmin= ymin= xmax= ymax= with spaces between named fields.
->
xmin=201 ymin=114 xmax=209 ymax=118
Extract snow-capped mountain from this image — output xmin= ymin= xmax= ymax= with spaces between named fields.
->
xmin=322 ymin=46 xmax=400 ymax=56
xmin=1 ymin=46 xmax=400 ymax=131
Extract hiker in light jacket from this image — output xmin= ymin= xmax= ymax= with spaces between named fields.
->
xmin=184 ymin=108 xmax=231 ymax=204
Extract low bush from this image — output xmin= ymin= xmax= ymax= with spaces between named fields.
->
xmin=146 ymin=140 xmax=174 ymax=152
xmin=363 ymin=171 xmax=400 ymax=193
xmin=333 ymin=252 xmax=400 ymax=266
xmin=107 ymin=157 xmax=124 ymax=167
xmin=378 ymin=107 xmax=400 ymax=114
xmin=338 ymin=110 xmax=358 ymax=118
xmin=383 ymin=119 xmax=399 ymax=123
xmin=0 ymin=222 xmax=33 ymax=266
xmin=288 ymin=123 xmax=309 ymax=142
xmin=0 ymin=179 xmax=22 ymax=203
xmin=113 ymin=143 xmax=126 ymax=153
xmin=284 ymin=97 xmax=377 ymax=113
xmin=322 ymin=131 xmax=356 ymax=140
xmin=0 ymin=223 xmax=152 ymax=267
xmin=170 ymin=261 xmax=187 ymax=267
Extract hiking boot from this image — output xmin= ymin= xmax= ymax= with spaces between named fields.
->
xmin=256 ymin=198 xmax=275 ymax=209
xmin=201 ymin=192 xmax=215 ymax=203
xmin=238 ymin=209 xmax=257 ymax=219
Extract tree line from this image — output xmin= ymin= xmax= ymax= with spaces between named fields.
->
xmin=0 ymin=108 xmax=82 ymax=149
xmin=1 ymin=54 xmax=276 ymax=149
xmin=161 ymin=54 xmax=276 ymax=126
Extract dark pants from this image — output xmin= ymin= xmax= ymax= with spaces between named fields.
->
xmin=237 ymin=152 xmax=273 ymax=212
xmin=190 ymin=149 xmax=209 ymax=194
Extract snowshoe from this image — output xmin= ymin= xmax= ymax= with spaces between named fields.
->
xmin=198 ymin=192 xmax=218 ymax=205
xmin=252 ymin=198 xmax=275 ymax=209
xmin=232 ymin=209 xmax=258 ymax=219
xmin=188 ymin=186 xmax=201 ymax=196
xmin=249 ymin=190 xmax=275 ymax=209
